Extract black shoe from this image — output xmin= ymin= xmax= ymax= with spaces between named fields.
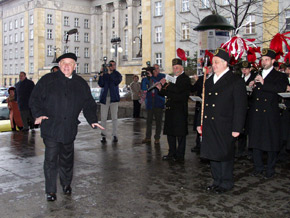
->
xmin=264 ymin=172 xmax=275 ymax=179
xmin=191 ymin=146 xmax=200 ymax=153
xmin=101 ymin=137 xmax=106 ymax=143
xmin=113 ymin=136 xmax=118 ymax=142
xmin=46 ymin=193 xmax=57 ymax=201
xmin=205 ymin=185 xmax=218 ymax=192
xmin=173 ymin=157 xmax=185 ymax=163
xmin=214 ymin=187 xmax=229 ymax=194
xmin=162 ymin=155 xmax=175 ymax=161
xmin=63 ymin=185 xmax=72 ymax=195
xmin=250 ymin=170 xmax=263 ymax=177
xmin=21 ymin=128 xmax=29 ymax=132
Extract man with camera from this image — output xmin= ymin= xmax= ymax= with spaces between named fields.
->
xmin=98 ymin=59 xmax=122 ymax=143
xmin=141 ymin=63 xmax=165 ymax=145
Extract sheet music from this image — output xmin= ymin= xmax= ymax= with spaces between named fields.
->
xmin=165 ymin=74 xmax=176 ymax=84
xmin=189 ymin=96 xmax=202 ymax=102
xmin=278 ymin=92 xmax=290 ymax=98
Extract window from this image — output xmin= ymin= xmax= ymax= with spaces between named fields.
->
xmin=15 ymin=33 xmax=18 ymax=43
xmin=125 ymin=14 xmax=128 ymax=26
xmin=4 ymin=50 xmax=7 ymax=60
xmin=155 ymin=53 xmax=162 ymax=68
xmin=84 ymin=63 xmax=89 ymax=74
xmin=9 ymin=35 xmax=13 ymax=44
xmin=14 ymin=20 xmax=18 ymax=30
xmin=74 ymin=18 xmax=79 ymax=27
xmin=64 ymin=16 xmax=69 ymax=26
xmin=112 ymin=31 xmax=116 ymax=39
xmin=4 ymin=36 xmax=8 ymax=45
xmin=76 ymin=63 xmax=79 ymax=74
xmin=15 ymin=48 xmax=18 ymax=59
xmin=64 ymin=31 xmax=68 ymax=41
xmin=139 ymin=11 xmax=142 ymax=24
xmin=4 ymin=23 xmax=7 ymax=31
xmin=222 ymin=0 xmax=230 ymax=5
xmin=30 ymin=14 xmax=34 ymax=24
xmin=84 ymin=33 xmax=89 ymax=42
xmin=245 ymin=15 xmax=255 ymax=34
xmin=47 ymin=45 xmax=53 ymax=56
xmin=29 ymin=63 xmax=34 ymax=74
xmin=112 ymin=16 xmax=115 ymax=28
xmin=9 ymin=49 xmax=13 ymax=59
xmin=10 ymin=65 xmax=13 ymax=75
xmin=181 ymin=0 xmax=189 ymax=12
xmin=226 ymin=17 xmax=231 ymax=24
xmin=84 ymin=48 xmax=89 ymax=58
xmin=84 ymin=19 xmax=89 ymax=28
xmin=74 ymin=32 xmax=79 ymax=41
xmin=15 ymin=64 xmax=18 ymax=74
xmin=155 ymin=26 xmax=162 ymax=42
xmin=286 ymin=10 xmax=290 ymax=31
xmin=64 ymin=47 xmax=69 ymax=53
xmin=30 ymin=29 xmax=34 ymax=39
xmin=155 ymin=1 xmax=162 ymax=16
xmin=47 ymin=14 xmax=52 ymax=24
xmin=201 ymin=0 xmax=209 ymax=8
xmin=74 ymin=47 xmax=79 ymax=57
xmin=138 ymin=27 xmax=142 ymax=39
xmin=15 ymin=78 xmax=18 ymax=85
xmin=9 ymin=78 xmax=12 ymax=85
xmin=9 ymin=21 xmax=13 ymax=30
xmin=20 ymin=32 xmax=24 ymax=41
xmin=47 ymin=29 xmax=53 ymax=39
xmin=124 ymin=30 xmax=128 ymax=55
xmin=181 ymin=23 xmax=190 ymax=40
xmin=30 ymin=46 xmax=34 ymax=56
xmin=20 ymin=17 xmax=24 ymax=27
xmin=21 ymin=47 xmax=24 ymax=58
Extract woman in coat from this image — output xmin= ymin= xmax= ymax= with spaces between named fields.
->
xmin=7 ymin=87 xmax=23 ymax=131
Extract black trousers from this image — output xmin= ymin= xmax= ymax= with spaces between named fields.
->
xmin=210 ymin=159 xmax=234 ymax=190
xmin=43 ymin=138 xmax=74 ymax=194
xmin=146 ymin=108 xmax=163 ymax=140
xmin=133 ymin=100 xmax=141 ymax=118
xmin=253 ymin=148 xmax=277 ymax=176
xmin=167 ymin=135 xmax=186 ymax=159
xmin=20 ymin=109 xmax=35 ymax=130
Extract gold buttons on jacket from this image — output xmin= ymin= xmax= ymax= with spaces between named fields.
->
xmin=211 ymin=117 xmax=215 ymax=120
xmin=264 ymin=99 xmax=267 ymax=102
xmin=204 ymin=116 xmax=207 ymax=119
xmin=166 ymin=107 xmax=170 ymax=110
xmin=209 ymin=93 xmax=212 ymax=95
xmin=206 ymin=104 xmax=208 ymax=106
xmin=258 ymin=87 xmax=261 ymax=90
xmin=264 ymin=110 xmax=266 ymax=112
xmin=256 ymin=109 xmax=259 ymax=112
xmin=215 ymin=92 xmax=218 ymax=95
xmin=212 ymin=104 xmax=215 ymax=107
xmin=256 ymin=98 xmax=259 ymax=101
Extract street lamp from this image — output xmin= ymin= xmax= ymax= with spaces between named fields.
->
xmin=133 ymin=36 xmax=142 ymax=58
xmin=110 ymin=37 xmax=123 ymax=58
xmin=64 ymin=28 xmax=78 ymax=53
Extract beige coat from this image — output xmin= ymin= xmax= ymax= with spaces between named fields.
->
xmin=130 ymin=81 xmax=141 ymax=100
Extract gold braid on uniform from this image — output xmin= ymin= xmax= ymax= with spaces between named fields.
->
xmin=162 ymin=83 xmax=170 ymax=90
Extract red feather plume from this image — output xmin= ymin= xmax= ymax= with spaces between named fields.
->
xmin=247 ymin=47 xmax=260 ymax=63
xmin=269 ymin=32 xmax=290 ymax=60
xmin=177 ymin=48 xmax=187 ymax=61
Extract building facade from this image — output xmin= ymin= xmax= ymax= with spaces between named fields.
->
xmin=0 ymin=0 xmax=289 ymax=87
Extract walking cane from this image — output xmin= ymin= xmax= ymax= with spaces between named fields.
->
xmin=200 ymin=55 xmax=209 ymax=142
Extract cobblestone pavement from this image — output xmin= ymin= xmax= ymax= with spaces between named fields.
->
xmin=0 ymin=116 xmax=289 ymax=218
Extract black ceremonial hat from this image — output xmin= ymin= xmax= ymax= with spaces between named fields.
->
xmin=261 ymin=48 xmax=276 ymax=59
xmin=56 ymin=52 xmax=77 ymax=63
xmin=213 ymin=48 xmax=230 ymax=63
xmin=172 ymin=58 xmax=183 ymax=66
xmin=240 ymin=61 xmax=251 ymax=69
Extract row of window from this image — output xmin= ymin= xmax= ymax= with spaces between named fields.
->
xmin=46 ymin=46 xmax=90 ymax=58
xmin=63 ymin=16 xmax=90 ymax=29
xmin=4 ymin=18 xmax=24 ymax=32
xmin=4 ymin=48 xmax=24 ymax=60
xmin=4 ymin=78 xmax=19 ymax=87
xmin=3 ymin=32 xmax=24 ymax=44
xmin=154 ymin=0 xmax=190 ymax=16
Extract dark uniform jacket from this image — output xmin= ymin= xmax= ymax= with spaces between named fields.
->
xmin=159 ymin=73 xmax=191 ymax=137
xmin=29 ymin=70 xmax=98 ymax=144
xmin=15 ymin=78 xmax=35 ymax=111
xmin=248 ymin=68 xmax=288 ymax=151
xmin=197 ymin=70 xmax=247 ymax=161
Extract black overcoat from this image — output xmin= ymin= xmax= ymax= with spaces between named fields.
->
xmin=197 ymin=71 xmax=247 ymax=161
xmin=160 ymin=73 xmax=191 ymax=137
xmin=248 ymin=69 xmax=288 ymax=151
xmin=29 ymin=70 xmax=98 ymax=144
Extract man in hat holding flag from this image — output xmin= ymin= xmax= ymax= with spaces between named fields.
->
xmin=29 ymin=52 xmax=104 ymax=201
xmin=248 ymin=48 xmax=288 ymax=179
xmin=197 ymin=48 xmax=247 ymax=194
xmin=157 ymin=58 xmax=191 ymax=163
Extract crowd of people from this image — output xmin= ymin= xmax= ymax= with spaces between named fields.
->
xmin=3 ymin=44 xmax=290 ymax=201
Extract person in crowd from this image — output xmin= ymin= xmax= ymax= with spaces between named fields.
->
xmin=235 ymin=61 xmax=257 ymax=159
xmin=15 ymin=71 xmax=35 ymax=131
xmin=141 ymin=64 xmax=165 ymax=145
xmin=197 ymin=48 xmax=247 ymax=194
xmin=130 ymin=75 xmax=141 ymax=118
xmin=7 ymin=87 xmax=23 ymax=131
xmin=50 ymin=66 xmax=60 ymax=73
xmin=157 ymin=58 xmax=191 ymax=162
xmin=98 ymin=60 xmax=122 ymax=143
xmin=29 ymin=53 xmax=104 ymax=201
xmin=248 ymin=48 xmax=288 ymax=179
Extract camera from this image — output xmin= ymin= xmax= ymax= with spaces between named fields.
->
xmin=141 ymin=61 xmax=155 ymax=77
xmin=99 ymin=56 xmax=112 ymax=74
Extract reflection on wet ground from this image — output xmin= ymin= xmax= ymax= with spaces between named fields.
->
xmin=0 ymin=117 xmax=289 ymax=217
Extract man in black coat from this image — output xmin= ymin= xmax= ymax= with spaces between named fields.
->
xmin=15 ymin=71 xmax=35 ymax=131
xmin=248 ymin=48 xmax=288 ymax=179
xmin=157 ymin=58 xmax=191 ymax=163
xmin=197 ymin=48 xmax=247 ymax=194
xmin=236 ymin=61 xmax=257 ymax=158
xmin=29 ymin=53 xmax=103 ymax=201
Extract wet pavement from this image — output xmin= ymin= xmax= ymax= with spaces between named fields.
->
xmin=0 ymin=115 xmax=289 ymax=218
